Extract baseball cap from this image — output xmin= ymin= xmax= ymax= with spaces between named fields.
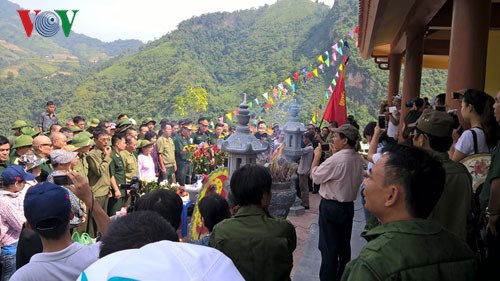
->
xmin=24 ymin=182 xmax=71 ymax=230
xmin=50 ymin=149 xmax=78 ymax=165
xmin=412 ymin=109 xmax=455 ymax=137
xmin=77 ymin=240 xmax=244 ymax=281
xmin=1 ymin=165 xmax=35 ymax=186
xmin=332 ymin=124 xmax=360 ymax=141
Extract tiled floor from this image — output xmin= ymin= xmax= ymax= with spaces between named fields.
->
xmin=288 ymin=192 xmax=367 ymax=281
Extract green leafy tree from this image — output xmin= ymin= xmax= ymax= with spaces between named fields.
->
xmin=173 ymin=86 xmax=208 ymax=118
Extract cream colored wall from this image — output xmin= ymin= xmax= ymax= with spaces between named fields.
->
xmin=485 ymin=30 xmax=500 ymax=96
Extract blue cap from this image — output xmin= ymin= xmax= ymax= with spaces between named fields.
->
xmin=0 ymin=165 xmax=35 ymax=186
xmin=24 ymin=182 xmax=71 ymax=229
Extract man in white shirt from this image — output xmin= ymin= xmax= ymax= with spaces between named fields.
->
xmin=11 ymin=172 xmax=110 ymax=281
xmin=386 ymin=94 xmax=401 ymax=141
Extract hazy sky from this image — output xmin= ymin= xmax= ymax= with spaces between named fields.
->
xmin=9 ymin=0 xmax=335 ymax=42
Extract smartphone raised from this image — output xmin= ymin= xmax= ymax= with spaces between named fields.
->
xmin=378 ymin=114 xmax=386 ymax=129
xmin=53 ymin=175 xmax=72 ymax=186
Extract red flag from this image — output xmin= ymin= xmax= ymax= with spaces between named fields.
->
xmin=322 ymin=70 xmax=347 ymax=125
xmin=292 ymin=72 xmax=299 ymax=81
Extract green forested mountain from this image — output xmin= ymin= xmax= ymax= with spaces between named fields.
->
xmin=0 ymin=0 xmax=143 ymax=77
xmin=0 ymin=0 xmax=447 ymax=136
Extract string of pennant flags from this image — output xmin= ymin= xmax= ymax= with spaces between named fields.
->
xmin=220 ymin=26 xmax=359 ymax=125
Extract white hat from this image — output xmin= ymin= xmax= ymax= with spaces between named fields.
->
xmin=78 ymin=240 xmax=244 ymax=281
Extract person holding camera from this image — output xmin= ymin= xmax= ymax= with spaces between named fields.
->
xmin=385 ymin=94 xmax=401 ymax=141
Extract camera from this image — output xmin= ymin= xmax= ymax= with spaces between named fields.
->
xmin=120 ymin=176 xmax=142 ymax=191
xmin=378 ymin=114 xmax=386 ymax=129
xmin=53 ymin=175 xmax=72 ymax=186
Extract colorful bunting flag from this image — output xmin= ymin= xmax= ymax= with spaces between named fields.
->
xmin=312 ymin=68 xmax=318 ymax=77
xmin=284 ymin=77 xmax=292 ymax=86
xmin=328 ymin=85 xmax=333 ymax=93
xmin=344 ymin=41 xmax=349 ymax=49
xmin=348 ymin=31 xmax=354 ymax=38
xmin=312 ymin=114 xmax=316 ymax=123
xmin=335 ymin=71 xmax=339 ymax=78
xmin=273 ymin=87 xmax=278 ymax=98
xmin=307 ymin=72 xmax=313 ymax=80
xmin=318 ymin=64 xmax=324 ymax=72
xmin=324 ymin=57 xmax=329 ymax=67
xmin=317 ymin=54 xmax=324 ymax=64
xmin=339 ymin=39 xmax=344 ymax=46
xmin=261 ymin=108 xmax=266 ymax=114
xmin=248 ymin=101 xmax=253 ymax=108
xmin=225 ymin=112 xmax=233 ymax=121
xmin=232 ymin=109 xmax=238 ymax=115
xmin=319 ymin=104 xmax=323 ymax=110
xmin=332 ymin=43 xmax=338 ymax=52
xmin=333 ymin=52 xmax=337 ymax=62
xmin=263 ymin=92 xmax=269 ymax=101
xmin=292 ymin=72 xmax=299 ymax=81
xmin=331 ymin=78 xmax=336 ymax=86
xmin=300 ymin=66 xmax=308 ymax=73
xmin=218 ymin=117 xmax=224 ymax=123
xmin=338 ymin=64 xmax=343 ymax=71
xmin=254 ymin=98 xmax=259 ymax=105
xmin=324 ymin=51 xmax=329 ymax=57
xmin=265 ymin=103 xmax=271 ymax=110
xmin=268 ymin=96 xmax=274 ymax=105
xmin=278 ymin=83 xmax=284 ymax=90
xmin=338 ymin=46 xmax=343 ymax=55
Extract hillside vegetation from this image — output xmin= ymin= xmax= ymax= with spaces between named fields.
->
xmin=0 ymin=0 xmax=446 ymax=135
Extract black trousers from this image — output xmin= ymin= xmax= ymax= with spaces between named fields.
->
xmin=318 ymin=198 xmax=354 ymax=281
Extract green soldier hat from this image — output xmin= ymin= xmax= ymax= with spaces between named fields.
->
xmin=87 ymin=118 xmax=100 ymax=128
xmin=13 ymin=135 xmax=33 ymax=149
xmin=137 ymin=139 xmax=154 ymax=149
xmin=79 ymin=131 xmax=93 ymax=139
xmin=20 ymin=127 xmax=40 ymax=138
xmin=116 ymin=119 xmax=132 ymax=128
xmin=11 ymin=120 xmax=29 ymax=130
xmin=72 ymin=133 xmax=94 ymax=148
xmin=69 ymin=125 xmax=83 ymax=133
xmin=141 ymin=118 xmax=156 ymax=126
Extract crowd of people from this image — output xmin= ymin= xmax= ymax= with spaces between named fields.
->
xmin=0 ymin=88 xmax=499 ymax=281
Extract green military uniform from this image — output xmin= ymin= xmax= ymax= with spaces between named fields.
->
xmin=108 ymin=149 xmax=127 ymax=215
xmin=427 ymin=151 xmax=472 ymax=241
xmin=192 ymin=130 xmax=215 ymax=145
xmin=173 ymin=134 xmax=191 ymax=185
xmin=209 ymin=206 xmax=297 ymax=281
xmin=156 ymin=135 xmax=176 ymax=183
xmin=341 ymin=220 xmax=476 ymax=281
xmin=73 ymin=153 xmax=89 ymax=179
xmin=480 ymin=141 xmax=500 ymax=211
xmin=120 ymin=150 xmax=138 ymax=184
xmin=86 ymin=147 xmax=112 ymax=237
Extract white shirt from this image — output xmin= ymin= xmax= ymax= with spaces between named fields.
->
xmin=138 ymin=154 xmax=156 ymax=182
xmin=455 ymin=128 xmax=490 ymax=156
xmin=78 ymin=240 xmax=244 ymax=281
xmin=387 ymin=111 xmax=399 ymax=139
xmin=11 ymin=242 xmax=100 ymax=281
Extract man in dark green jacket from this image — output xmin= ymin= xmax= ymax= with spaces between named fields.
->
xmin=411 ymin=110 xmax=472 ymax=240
xmin=210 ymin=164 xmax=296 ymax=281
xmin=0 ymin=135 xmax=10 ymax=174
xmin=342 ymin=145 xmax=476 ymax=281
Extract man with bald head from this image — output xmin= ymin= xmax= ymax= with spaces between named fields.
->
xmin=49 ymin=132 xmax=68 ymax=149
xmin=33 ymin=135 xmax=53 ymax=181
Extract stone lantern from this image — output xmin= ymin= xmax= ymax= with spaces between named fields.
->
xmin=283 ymin=101 xmax=306 ymax=162
xmin=282 ymin=101 xmax=306 ymax=216
xmin=221 ymin=94 xmax=269 ymax=178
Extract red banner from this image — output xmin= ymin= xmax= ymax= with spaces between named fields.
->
xmin=322 ymin=69 xmax=347 ymax=125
